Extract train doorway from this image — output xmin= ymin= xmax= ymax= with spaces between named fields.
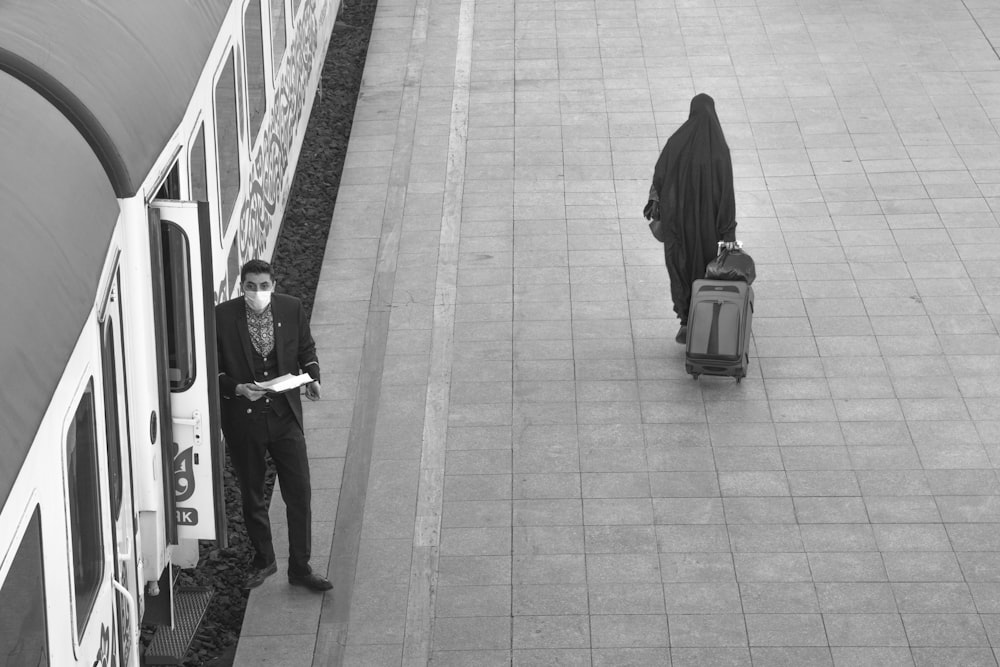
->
xmin=150 ymin=201 xmax=226 ymax=559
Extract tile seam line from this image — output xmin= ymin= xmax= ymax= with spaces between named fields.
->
xmin=959 ymin=0 xmax=1000 ymax=61
xmin=311 ymin=0 xmax=431 ymax=664
xmin=400 ymin=0 xmax=475 ymax=662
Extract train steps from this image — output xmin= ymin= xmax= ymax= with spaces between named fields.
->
xmin=143 ymin=587 xmax=212 ymax=665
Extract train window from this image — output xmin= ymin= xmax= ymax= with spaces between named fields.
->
xmin=161 ymin=223 xmax=197 ymax=391
xmin=0 ymin=508 xmax=49 ymax=666
xmin=190 ymin=123 xmax=209 ymax=204
xmin=101 ymin=318 xmax=124 ymax=519
xmin=270 ymin=0 xmax=286 ymax=78
xmin=155 ymin=162 xmax=182 ymax=201
xmin=67 ymin=380 xmax=104 ymax=641
xmin=245 ymin=0 xmax=267 ymax=144
xmin=215 ymin=50 xmax=241 ymax=233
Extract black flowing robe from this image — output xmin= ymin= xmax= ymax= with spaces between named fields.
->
xmin=649 ymin=94 xmax=737 ymax=320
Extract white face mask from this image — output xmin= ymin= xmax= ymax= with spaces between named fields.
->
xmin=245 ymin=289 xmax=272 ymax=312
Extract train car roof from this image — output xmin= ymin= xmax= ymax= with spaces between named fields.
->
xmin=0 ymin=0 xmax=230 ymax=198
xmin=0 ymin=72 xmax=120 ymax=507
xmin=0 ymin=0 xmax=228 ymax=506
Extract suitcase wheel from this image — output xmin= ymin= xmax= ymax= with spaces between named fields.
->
xmin=691 ymin=373 xmax=700 ymax=380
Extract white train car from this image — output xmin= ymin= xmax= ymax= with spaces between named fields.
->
xmin=0 ymin=0 xmax=339 ymax=663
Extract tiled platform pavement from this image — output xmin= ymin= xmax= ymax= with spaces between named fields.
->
xmin=235 ymin=0 xmax=1000 ymax=665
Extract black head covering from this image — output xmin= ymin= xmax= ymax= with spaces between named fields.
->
xmin=651 ymin=93 xmax=737 ymax=284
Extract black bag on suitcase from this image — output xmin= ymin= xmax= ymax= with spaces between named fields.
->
xmin=685 ymin=279 xmax=754 ymax=382
xmin=705 ymin=245 xmax=756 ymax=284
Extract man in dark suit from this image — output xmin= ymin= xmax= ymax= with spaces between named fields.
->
xmin=216 ymin=259 xmax=332 ymax=591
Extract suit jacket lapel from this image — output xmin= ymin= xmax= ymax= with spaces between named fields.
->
xmin=273 ymin=297 xmax=286 ymax=373
xmin=236 ymin=304 xmax=255 ymax=376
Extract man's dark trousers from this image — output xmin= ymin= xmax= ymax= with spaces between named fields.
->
xmin=227 ymin=408 xmax=312 ymax=577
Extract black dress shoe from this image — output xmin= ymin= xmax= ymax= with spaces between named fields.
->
xmin=675 ymin=325 xmax=688 ymax=344
xmin=245 ymin=562 xmax=277 ymax=589
xmin=288 ymin=572 xmax=333 ymax=592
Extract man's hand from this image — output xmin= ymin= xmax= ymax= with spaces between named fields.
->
xmin=237 ymin=383 xmax=268 ymax=402
xmin=305 ymin=381 xmax=321 ymax=401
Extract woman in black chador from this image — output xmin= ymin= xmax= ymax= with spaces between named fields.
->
xmin=644 ymin=93 xmax=737 ymax=344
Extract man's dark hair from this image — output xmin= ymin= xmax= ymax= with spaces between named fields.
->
xmin=240 ymin=259 xmax=273 ymax=282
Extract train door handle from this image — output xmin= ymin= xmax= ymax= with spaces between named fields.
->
xmin=171 ymin=410 xmax=203 ymax=446
xmin=112 ymin=579 xmax=138 ymax=657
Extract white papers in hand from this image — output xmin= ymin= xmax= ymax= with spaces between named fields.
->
xmin=254 ymin=373 xmax=313 ymax=393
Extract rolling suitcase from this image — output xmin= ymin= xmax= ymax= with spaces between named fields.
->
xmin=685 ymin=279 xmax=754 ymax=382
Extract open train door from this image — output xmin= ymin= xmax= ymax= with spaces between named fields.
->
xmin=149 ymin=201 xmax=226 ymax=556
